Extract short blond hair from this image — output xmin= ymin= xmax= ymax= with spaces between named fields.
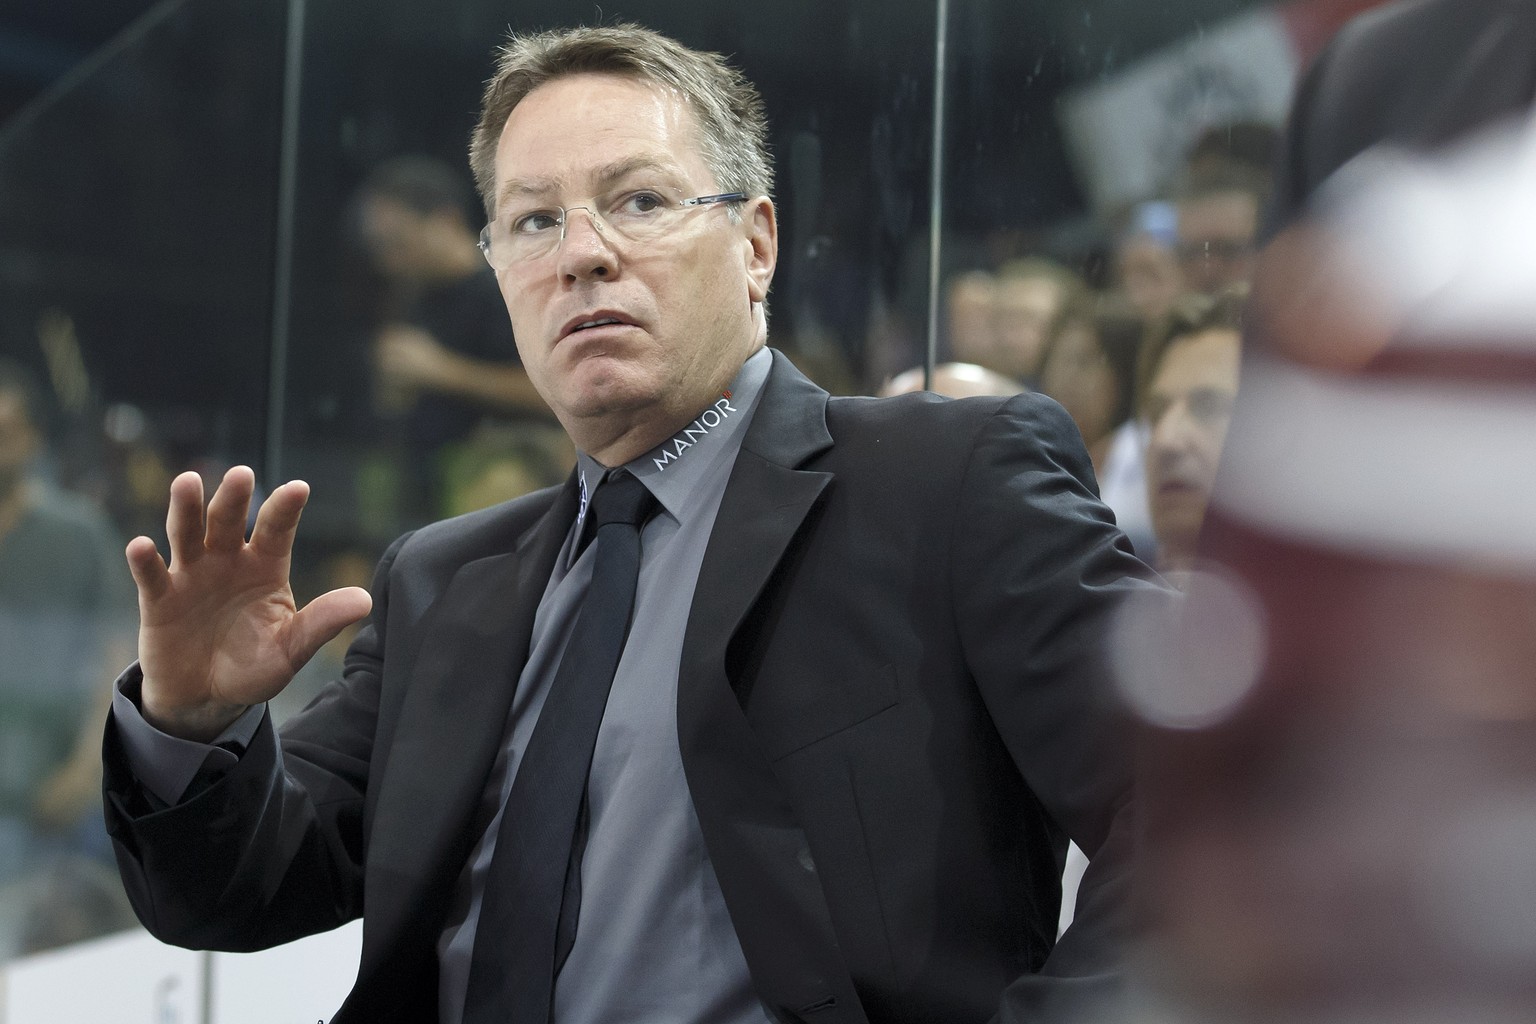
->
xmin=469 ymin=23 xmax=773 ymax=219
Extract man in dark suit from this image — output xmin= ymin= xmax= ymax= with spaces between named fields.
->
xmin=104 ymin=24 xmax=1159 ymax=1024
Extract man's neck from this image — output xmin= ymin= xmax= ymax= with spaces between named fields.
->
xmin=582 ymin=410 xmax=707 ymax=469
xmin=574 ymin=347 xmax=765 ymax=468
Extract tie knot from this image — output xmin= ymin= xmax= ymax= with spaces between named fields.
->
xmin=588 ymin=470 xmax=658 ymax=530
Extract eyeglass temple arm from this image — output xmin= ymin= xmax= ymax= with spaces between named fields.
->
xmin=681 ymin=192 xmax=748 ymax=207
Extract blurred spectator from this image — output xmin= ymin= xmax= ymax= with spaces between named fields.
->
xmin=1038 ymin=294 xmax=1154 ymax=559
xmin=993 ymin=257 xmax=1086 ymax=386
xmin=878 ymin=361 xmax=1026 ymax=399
xmin=1037 ymin=295 xmax=1143 ymax=474
xmin=1184 ymin=120 xmax=1279 ymax=189
xmin=951 ymin=257 xmax=1085 ymax=387
xmin=354 ymin=155 xmax=562 ymax=521
xmin=1139 ymin=289 xmax=1244 ymax=579
xmin=0 ymin=360 xmax=136 ymax=956
xmin=1112 ymin=201 xmax=1184 ymax=323
xmin=1174 ymin=166 xmax=1267 ymax=297
xmin=943 ymin=268 xmax=998 ymax=362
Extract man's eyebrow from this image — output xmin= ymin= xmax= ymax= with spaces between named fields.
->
xmin=497 ymin=175 xmax=561 ymax=207
xmin=589 ymin=155 xmax=678 ymax=189
xmin=496 ymin=155 xmax=682 ymax=209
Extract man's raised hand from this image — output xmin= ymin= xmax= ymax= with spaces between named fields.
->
xmin=125 ymin=466 xmax=373 ymax=742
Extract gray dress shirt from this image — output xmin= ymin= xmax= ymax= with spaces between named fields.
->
xmin=114 ymin=348 xmax=777 ymax=1024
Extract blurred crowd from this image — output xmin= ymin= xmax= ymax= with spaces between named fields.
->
xmin=880 ymin=119 xmax=1270 ymax=578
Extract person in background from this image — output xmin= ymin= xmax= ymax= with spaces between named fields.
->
xmin=1037 ymin=296 xmax=1143 ymax=477
xmin=1139 ymin=289 xmax=1244 ymax=580
xmin=1112 ymin=200 xmax=1184 ymax=324
xmin=354 ymin=156 xmax=559 ymax=521
xmin=1183 ymin=121 xmax=1278 ymax=194
xmin=1173 ymin=168 xmax=1267 ymax=298
xmin=950 ymin=257 xmax=1084 ymax=388
xmin=0 ymin=360 xmax=136 ymax=957
xmin=942 ymin=268 xmax=999 ymax=369
xmin=1037 ymin=296 xmax=1154 ymax=560
xmin=357 ymin=156 xmax=547 ymax=423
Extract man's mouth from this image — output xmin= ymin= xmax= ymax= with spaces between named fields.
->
xmin=561 ymin=313 xmax=632 ymax=339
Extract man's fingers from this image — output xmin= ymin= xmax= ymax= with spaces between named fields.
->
xmin=204 ymin=465 xmax=256 ymax=552
xmin=249 ymin=480 xmax=311 ymax=558
xmin=164 ymin=471 xmax=207 ymax=568
xmin=125 ymin=536 xmax=171 ymax=601
xmin=284 ymin=587 xmax=374 ymax=669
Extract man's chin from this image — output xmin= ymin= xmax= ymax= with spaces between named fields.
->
xmin=1151 ymin=502 xmax=1210 ymax=546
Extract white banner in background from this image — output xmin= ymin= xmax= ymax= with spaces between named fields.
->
xmin=1058 ymin=8 xmax=1298 ymax=212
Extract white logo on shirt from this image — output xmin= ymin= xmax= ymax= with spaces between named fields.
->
xmin=652 ymin=396 xmax=737 ymax=472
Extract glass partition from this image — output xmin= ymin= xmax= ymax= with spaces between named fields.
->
xmin=0 ymin=0 xmax=1331 ymax=978
xmin=0 ymin=0 xmax=288 ymax=960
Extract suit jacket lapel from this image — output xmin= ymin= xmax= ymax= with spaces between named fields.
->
xmin=686 ymin=350 xmax=834 ymax=684
xmin=365 ymin=479 xmax=579 ymax=960
xmin=678 ymin=352 xmax=867 ymax=1023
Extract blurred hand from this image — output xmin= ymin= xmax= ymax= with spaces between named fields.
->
xmin=376 ymin=325 xmax=453 ymax=388
xmin=125 ymin=466 xmax=372 ymax=742
xmin=33 ymin=753 xmax=100 ymax=830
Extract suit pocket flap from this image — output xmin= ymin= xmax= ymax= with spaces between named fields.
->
xmin=753 ymin=664 xmax=900 ymax=762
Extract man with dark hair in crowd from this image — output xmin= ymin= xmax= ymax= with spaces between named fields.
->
xmin=102 ymin=23 xmax=1161 ymax=1024
xmin=987 ymin=257 xmax=1087 ymax=388
xmin=1139 ymin=289 xmax=1244 ymax=580
xmin=1173 ymin=166 xmax=1268 ymax=298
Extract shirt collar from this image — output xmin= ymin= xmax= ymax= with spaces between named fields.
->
xmin=575 ymin=346 xmax=771 ymax=529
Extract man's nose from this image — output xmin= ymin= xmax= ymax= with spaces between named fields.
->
xmin=1150 ymin=402 xmax=1197 ymax=453
xmin=558 ymin=206 xmax=618 ymax=279
xmin=561 ymin=206 xmax=617 ymax=250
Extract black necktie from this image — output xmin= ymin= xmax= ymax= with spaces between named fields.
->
xmin=463 ymin=470 xmax=659 ymax=1024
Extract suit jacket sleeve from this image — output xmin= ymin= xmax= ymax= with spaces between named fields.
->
xmin=951 ymin=395 xmax=1160 ymax=1022
xmin=101 ymin=535 xmax=406 ymax=952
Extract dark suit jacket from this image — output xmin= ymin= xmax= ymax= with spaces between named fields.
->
xmin=1267 ymin=0 xmax=1536 ymax=236
xmin=105 ymin=351 xmax=1155 ymax=1024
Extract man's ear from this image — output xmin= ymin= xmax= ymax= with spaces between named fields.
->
xmin=743 ymin=196 xmax=778 ymax=303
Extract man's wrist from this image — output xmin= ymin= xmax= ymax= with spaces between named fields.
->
xmin=138 ymin=684 xmax=251 ymax=744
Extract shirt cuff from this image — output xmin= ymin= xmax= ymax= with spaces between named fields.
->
xmin=110 ymin=663 xmax=267 ymax=806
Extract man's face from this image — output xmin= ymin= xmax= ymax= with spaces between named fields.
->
xmin=489 ymin=73 xmax=776 ymax=458
xmin=1039 ymin=321 xmax=1115 ymax=445
xmin=1177 ymin=191 xmax=1259 ymax=296
xmin=946 ymin=273 xmax=996 ymax=366
xmin=1144 ymin=328 xmax=1240 ymax=559
xmin=1117 ymin=235 xmax=1184 ymax=320
xmin=992 ymin=276 xmax=1061 ymax=381
xmin=360 ymin=197 xmax=465 ymax=283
